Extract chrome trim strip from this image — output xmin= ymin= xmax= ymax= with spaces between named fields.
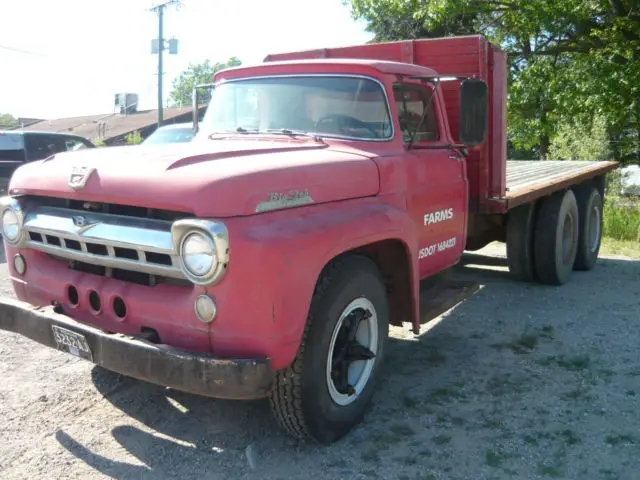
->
xmin=203 ymin=73 xmax=396 ymax=143
xmin=23 ymin=207 xmax=175 ymax=253
xmin=25 ymin=241 xmax=183 ymax=279
xmin=20 ymin=206 xmax=184 ymax=279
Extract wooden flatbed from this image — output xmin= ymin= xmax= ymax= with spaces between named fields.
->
xmin=504 ymin=160 xmax=619 ymax=209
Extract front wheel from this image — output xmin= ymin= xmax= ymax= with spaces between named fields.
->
xmin=269 ymin=255 xmax=389 ymax=444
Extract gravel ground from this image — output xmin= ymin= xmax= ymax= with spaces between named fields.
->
xmin=0 ymin=243 xmax=639 ymax=480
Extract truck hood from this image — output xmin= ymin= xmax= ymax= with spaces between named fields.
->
xmin=8 ymin=139 xmax=380 ymax=217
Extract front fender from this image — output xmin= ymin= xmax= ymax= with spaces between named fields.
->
xmin=211 ymin=196 xmax=418 ymax=370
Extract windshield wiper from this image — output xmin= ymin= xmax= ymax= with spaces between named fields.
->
xmin=265 ymin=129 xmax=324 ymax=142
xmin=234 ymin=126 xmax=260 ymax=134
xmin=209 ymin=127 xmax=324 ymax=142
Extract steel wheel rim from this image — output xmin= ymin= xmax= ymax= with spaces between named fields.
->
xmin=562 ymin=212 xmax=576 ymax=263
xmin=326 ymin=297 xmax=378 ymax=406
xmin=588 ymin=204 xmax=601 ymax=253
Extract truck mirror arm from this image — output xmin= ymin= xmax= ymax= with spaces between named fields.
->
xmin=406 ymin=143 xmax=469 ymax=157
xmin=192 ymin=82 xmax=217 ymax=136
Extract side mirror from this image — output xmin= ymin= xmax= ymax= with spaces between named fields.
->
xmin=459 ymin=78 xmax=488 ymax=147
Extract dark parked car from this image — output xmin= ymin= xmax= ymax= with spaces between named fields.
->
xmin=0 ymin=131 xmax=95 ymax=189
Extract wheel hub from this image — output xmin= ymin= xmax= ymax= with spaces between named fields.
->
xmin=588 ymin=204 xmax=601 ymax=253
xmin=326 ymin=298 xmax=378 ymax=406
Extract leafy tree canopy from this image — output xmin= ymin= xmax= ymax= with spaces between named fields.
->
xmin=347 ymin=0 xmax=639 ymax=163
xmin=169 ymin=57 xmax=242 ymax=107
xmin=0 ymin=113 xmax=18 ymax=129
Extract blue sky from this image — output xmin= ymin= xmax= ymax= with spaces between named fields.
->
xmin=0 ymin=0 xmax=373 ymax=119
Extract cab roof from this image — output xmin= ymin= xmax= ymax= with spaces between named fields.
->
xmin=216 ymin=58 xmax=438 ymax=81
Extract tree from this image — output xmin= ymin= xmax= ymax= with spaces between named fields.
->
xmin=169 ymin=57 xmax=242 ymax=107
xmin=346 ymin=0 xmax=639 ymax=163
xmin=549 ymin=114 xmax=611 ymax=161
xmin=0 ymin=113 xmax=18 ymax=129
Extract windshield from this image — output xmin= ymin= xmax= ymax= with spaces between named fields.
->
xmin=200 ymin=76 xmax=393 ymax=140
xmin=143 ymin=126 xmax=194 ymax=145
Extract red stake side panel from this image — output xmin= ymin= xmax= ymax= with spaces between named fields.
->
xmin=265 ymin=35 xmax=508 ymax=213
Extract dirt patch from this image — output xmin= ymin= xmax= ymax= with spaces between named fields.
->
xmin=0 ymin=243 xmax=639 ymax=479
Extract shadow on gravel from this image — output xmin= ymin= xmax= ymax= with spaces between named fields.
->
xmin=54 ymin=249 xmax=640 ymax=478
xmin=458 ymin=250 xmax=640 ymax=283
xmin=56 ymin=367 xmax=287 ymax=477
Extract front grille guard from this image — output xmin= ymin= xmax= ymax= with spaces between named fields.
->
xmin=20 ymin=206 xmax=185 ymax=280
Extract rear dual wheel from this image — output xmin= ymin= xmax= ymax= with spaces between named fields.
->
xmin=533 ymin=189 xmax=580 ymax=285
xmin=574 ymin=186 xmax=603 ymax=271
xmin=507 ymin=185 xmax=602 ymax=285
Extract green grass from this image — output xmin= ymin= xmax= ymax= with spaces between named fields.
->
xmin=556 ymin=354 xmax=591 ymax=371
xmin=433 ymin=434 xmax=452 ymax=445
xmin=560 ymin=429 xmax=581 ymax=445
xmin=603 ymin=199 xmax=640 ymax=243
xmin=600 ymin=197 xmax=640 ymax=258
xmin=424 ymin=387 xmax=465 ymax=405
xmin=604 ymin=434 xmax=636 ymax=446
xmin=485 ymin=449 xmax=508 ymax=468
xmin=601 ymin=237 xmax=640 ymax=258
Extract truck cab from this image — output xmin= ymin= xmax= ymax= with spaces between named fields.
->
xmin=197 ymin=59 xmax=485 ymax=278
xmin=0 ymin=36 xmax=617 ymax=445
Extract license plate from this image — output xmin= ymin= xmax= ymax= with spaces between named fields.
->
xmin=51 ymin=325 xmax=93 ymax=361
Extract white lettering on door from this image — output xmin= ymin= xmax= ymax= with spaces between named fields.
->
xmin=418 ymin=236 xmax=457 ymax=260
xmin=424 ymin=208 xmax=454 ymax=226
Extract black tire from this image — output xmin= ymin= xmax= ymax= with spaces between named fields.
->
xmin=269 ymin=255 xmax=389 ymax=444
xmin=573 ymin=186 xmax=603 ymax=271
xmin=506 ymin=202 xmax=537 ymax=282
xmin=533 ymin=189 xmax=580 ymax=285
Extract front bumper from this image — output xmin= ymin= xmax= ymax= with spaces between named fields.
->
xmin=0 ymin=297 xmax=274 ymax=400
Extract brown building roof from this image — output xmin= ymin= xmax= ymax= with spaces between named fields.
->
xmin=16 ymin=107 xmax=201 ymax=144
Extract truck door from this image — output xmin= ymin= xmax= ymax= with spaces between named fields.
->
xmin=392 ymin=81 xmax=468 ymax=278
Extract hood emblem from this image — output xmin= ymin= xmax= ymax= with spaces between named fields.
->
xmin=68 ymin=166 xmax=96 ymax=190
xmin=255 ymin=189 xmax=314 ymax=213
xmin=71 ymin=215 xmax=97 ymax=234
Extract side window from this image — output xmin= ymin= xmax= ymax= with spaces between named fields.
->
xmin=64 ymin=137 xmax=92 ymax=151
xmin=24 ymin=134 xmax=76 ymax=161
xmin=392 ymin=83 xmax=440 ymax=143
xmin=24 ymin=134 xmax=54 ymax=161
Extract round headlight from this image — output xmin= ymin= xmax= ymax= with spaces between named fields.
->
xmin=2 ymin=208 xmax=21 ymax=242
xmin=181 ymin=232 xmax=218 ymax=277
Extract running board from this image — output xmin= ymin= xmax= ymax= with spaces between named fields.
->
xmin=419 ymin=279 xmax=480 ymax=325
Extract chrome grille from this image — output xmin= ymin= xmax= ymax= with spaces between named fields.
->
xmin=21 ymin=206 xmax=185 ymax=280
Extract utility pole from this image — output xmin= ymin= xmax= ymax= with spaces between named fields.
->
xmin=149 ymin=0 xmax=181 ymax=128
xmin=157 ymin=5 xmax=164 ymax=127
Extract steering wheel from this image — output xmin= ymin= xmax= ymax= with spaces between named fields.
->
xmin=315 ymin=114 xmax=378 ymax=137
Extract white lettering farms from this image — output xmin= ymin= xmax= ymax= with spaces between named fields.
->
xmin=424 ymin=208 xmax=454 ymax=226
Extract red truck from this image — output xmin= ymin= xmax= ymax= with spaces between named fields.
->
xmin=0 ymin=35 xmax=617 ymax=444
